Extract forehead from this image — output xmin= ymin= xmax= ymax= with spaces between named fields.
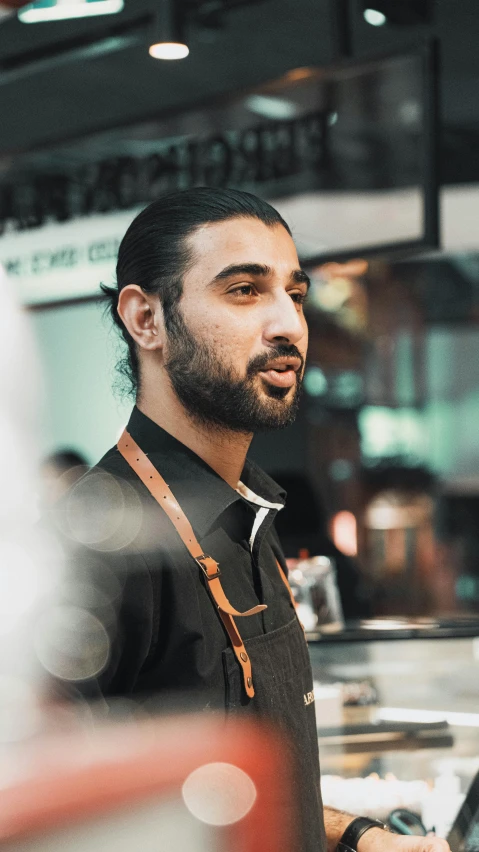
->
xmin=185 ymin=217 xmax=299 ymax=280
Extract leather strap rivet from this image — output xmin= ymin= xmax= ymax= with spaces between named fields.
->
xmin=240 ymin=652 xmax=248 ymax=662
xmin=247 ymin=677 xmax=252 ymax=688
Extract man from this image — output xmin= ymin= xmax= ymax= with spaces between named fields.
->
xmin=53 ymin=188 xmax=448 ymax=852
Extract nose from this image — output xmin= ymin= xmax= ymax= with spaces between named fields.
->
xmin=262 ymin=288 xmax=307 ymax=347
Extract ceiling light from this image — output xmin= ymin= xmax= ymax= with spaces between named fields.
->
xmin=18 ymin=0 xmax=124 ymax=24
xmin=149 ymin=0 xmax=189 ymax=61
xmin=149 ymin=41 xmax=189 ymax=59
xmin=363 ymin=8 xmax=386 ymax=25
xmin=362 ymin=0 xmax=433 ymax=26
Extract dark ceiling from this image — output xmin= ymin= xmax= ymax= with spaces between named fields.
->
xmin=0 ymin=0 xmax=477 ymax=184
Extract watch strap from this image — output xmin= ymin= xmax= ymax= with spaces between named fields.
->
xmin=338 ymin=817 xmax=388 ymax=852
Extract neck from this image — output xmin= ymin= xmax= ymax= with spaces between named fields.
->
xmin=136 ymin=387 xmax=252 ymax=490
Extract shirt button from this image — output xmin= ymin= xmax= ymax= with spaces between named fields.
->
xmin=240 ymin=652 xmax=248 ymax=662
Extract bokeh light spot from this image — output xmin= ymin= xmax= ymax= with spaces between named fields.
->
xmin=34 ymin=605 xmax=110 ymax=682
xmin=182 ymin=762 xmax=257 ymax=826
xmin=62 ymin=472 xmax=143 ymax=552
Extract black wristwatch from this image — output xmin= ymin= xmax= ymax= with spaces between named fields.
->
xmin=338 ymin=817 xmax=389 ymax=852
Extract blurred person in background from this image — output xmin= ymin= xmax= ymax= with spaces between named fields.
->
xmin=41 ymin=449 xmax=89 ymax=507
xmin=51 ymin=188 xmax=448 ymax=852
xmin=362 ymin=464 xmax=437 ymax=616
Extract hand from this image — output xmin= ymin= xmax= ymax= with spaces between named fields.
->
xmin=357 ymin=827 xmax=450 ymax=852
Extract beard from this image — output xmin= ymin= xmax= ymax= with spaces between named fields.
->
xmin=163 ymin=307 xmax=304 ymax=434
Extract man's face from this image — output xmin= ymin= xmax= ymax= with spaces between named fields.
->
xmin=162 ymin=217 xmax=309 ymax=434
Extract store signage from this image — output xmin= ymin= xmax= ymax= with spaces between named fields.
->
xmin=0 ymin=111 xmax=328 ymax=236
xmin=0 ymin=210 xmax=137 ymax=305
xmin=0 ymin=48 xmax=436 ymax=305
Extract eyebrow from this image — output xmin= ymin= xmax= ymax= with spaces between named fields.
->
xmin=209 ymin=263 xmax=311 ymax=290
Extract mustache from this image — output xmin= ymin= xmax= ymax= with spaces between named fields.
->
xmin=246 ymin=344 xmax=305 ymax=377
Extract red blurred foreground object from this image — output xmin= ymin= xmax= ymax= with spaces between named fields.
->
xmin=0 ymin=714 xmax=295 ymax=852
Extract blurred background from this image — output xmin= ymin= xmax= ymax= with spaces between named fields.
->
xmin=0 ymin=0 xmax=478 ymax=624
xmin=2 ymin=4 xmax=479 ymax=848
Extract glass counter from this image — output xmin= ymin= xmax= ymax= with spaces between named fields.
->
xmin=308 ymin=620 xmax=479 ymax=837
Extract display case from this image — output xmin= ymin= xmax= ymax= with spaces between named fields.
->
xmin=308 ymin=621 xmax=479 ymax=837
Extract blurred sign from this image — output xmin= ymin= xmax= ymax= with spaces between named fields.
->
xmin=0 ymin=46 xmax=438 ymax=304
xmin=0 ymin=110 xmax=329 ymax=234
xmin=0 ymin=210 xmax=136 ymax=305
xmin=359 ymin=406 xmax=428 ymax=462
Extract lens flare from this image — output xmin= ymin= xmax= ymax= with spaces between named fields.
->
xmin=182 ymin=762 xmax=257 ymax=826
xmin=34 ymin=606 xmax=110 ymax=682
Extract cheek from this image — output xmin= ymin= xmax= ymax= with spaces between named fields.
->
xmin=193 ymin=307 xmax=257 ymax=358
xmin=211 ymin=326 xmax=253 ymax=363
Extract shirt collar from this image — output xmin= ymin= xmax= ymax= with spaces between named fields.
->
xmin=125 ymin=406 xmax=285 ymax=537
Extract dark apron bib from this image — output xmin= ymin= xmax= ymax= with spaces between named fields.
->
xmin=224 ymin=616 xmax=327 ymax=852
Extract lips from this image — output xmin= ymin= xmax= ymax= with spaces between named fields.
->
xmin=258 ymin=357 xmax=301 ymax=389
xmin=259 ymin=368 xmax=297 ymax=388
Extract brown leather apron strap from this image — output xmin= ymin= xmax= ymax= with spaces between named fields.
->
xmin=117 ymin=430 xmax=265 ymax=698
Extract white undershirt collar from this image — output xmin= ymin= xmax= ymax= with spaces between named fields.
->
xmin=235 ymin=481 xmax=283 ymax=550
xmin=236 ymin=480 xmax=284 ymax=511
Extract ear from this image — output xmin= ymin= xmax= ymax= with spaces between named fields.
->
xmin=117 ymin=285 xmax=164 ymax=351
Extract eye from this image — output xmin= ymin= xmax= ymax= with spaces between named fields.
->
xmin=290 ymin=291 xmax=308 ymax=306
xmin=229 ymin=284 xmax=256 ymax=297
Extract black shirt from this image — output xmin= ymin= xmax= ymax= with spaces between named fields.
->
xmin=53 ymin=407 xmax=296 ymax=707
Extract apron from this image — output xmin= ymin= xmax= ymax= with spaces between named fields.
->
xmin=224 ymin=619 xmax=327 ymax=852
xmin=118 ymin=431 xmax=327 ymax=852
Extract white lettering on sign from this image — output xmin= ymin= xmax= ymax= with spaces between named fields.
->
xmin=304 ymin=691 xmax=315 ymax=707
xmin=0 ymin=209 xmax=139 ymax=306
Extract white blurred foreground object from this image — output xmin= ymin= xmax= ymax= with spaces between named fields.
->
xmin=0 ymin=714 xmax=293 ymax=852
xmin=0 ymin=266 xmax=63 ymax=744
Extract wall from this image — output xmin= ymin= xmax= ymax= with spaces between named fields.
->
xmin=31 ymin=300 xmax=131 ymax=464
xmin=30 ymin=297 xmax=309 ymax=475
